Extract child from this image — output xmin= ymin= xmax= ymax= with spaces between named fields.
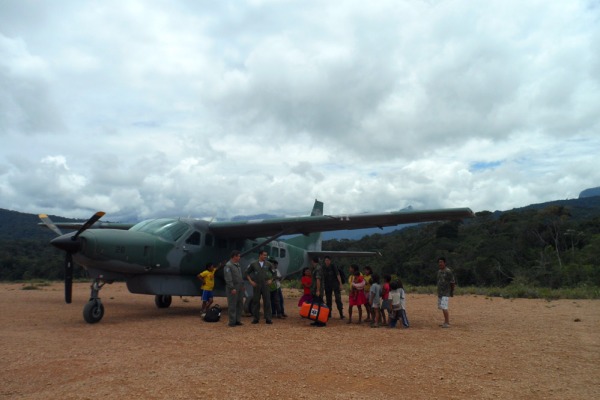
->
xmin=363 ymin=266 xmax=373 ymax=322
xmin=197 ymin=262 xmax=222 ymax=315
xmin=397 ymin=278 xmax=409 ymax=328
xmin=347 ymin=264 xmax=367 ymax=324
xmin=380 ymin=274 xmax=391 ymax=325
xmin=389 ymin=279 xmax=409 ymax=328
xmin=270 ymin=260 xmax=287 ymax=318
xmin=369 ymin=274 xmax=382 ymax=328
xmin=269 ymin=261 xmax=285 ymax=318
xmin=297 ymin=267 xmax=313 ymax=306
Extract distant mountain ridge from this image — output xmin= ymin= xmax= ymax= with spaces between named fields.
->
xmin=0 ymin=209 xmax=82 ymax=240
xmin=2 ymin=194 xmax=600 ymax=240
xmin=580 ymin=186 xmax=600 ymax=198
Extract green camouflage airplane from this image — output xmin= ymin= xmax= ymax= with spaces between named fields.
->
xmin=39 ymin=200 xmax=473 ymax=323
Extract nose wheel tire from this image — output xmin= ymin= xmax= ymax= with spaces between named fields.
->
xmin=83 ymin=300 xmax=104 ymax=323
xmin=155 ymin=295 xmax=172 ymax=308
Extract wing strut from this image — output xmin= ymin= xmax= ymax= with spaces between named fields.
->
xmin=240 ymin=229 xmax=291 ymax=258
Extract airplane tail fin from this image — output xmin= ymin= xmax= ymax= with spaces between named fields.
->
xmin=310 ymin=200 xmax=323 ymax=217
xmin=285 ymin=199 xmax=323 ymax=251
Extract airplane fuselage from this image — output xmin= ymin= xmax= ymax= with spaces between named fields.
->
xmin=63 ymin=218 xmax=313 ymax=297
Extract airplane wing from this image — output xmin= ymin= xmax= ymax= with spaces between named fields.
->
xmin=209 ymin=207 xmax=474 ymax=239
xmin=38 ymin=221 xmax=135 ymax=231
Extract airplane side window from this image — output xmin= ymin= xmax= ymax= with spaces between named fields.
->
xmin=186 ymin=231 xmax=201 ymax=246
xmin=205 ymin=234 xmax=214 ymax=247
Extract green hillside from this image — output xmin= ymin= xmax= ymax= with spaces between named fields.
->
xmin=323 ymin=196 xmax=600 ymax=289
xmin=0 ymin=209 xmax=83 ymax=280
xmin=2 ymin=196 xmax=600 ymax=287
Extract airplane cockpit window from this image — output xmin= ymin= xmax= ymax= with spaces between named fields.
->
xmin=280 ymin=248 xmax=286 ymax=258
xmin=271 ymin=247 xmax=278 ymax=258
xmin=130 ymin=219 xmax=190 ymax=242
xmin=186 ymin=231 xmax=201 ymax=246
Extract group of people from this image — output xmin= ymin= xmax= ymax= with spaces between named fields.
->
xmin=214 ymin=250 xmax=287 ymax=327
xmin=344 ymin=265 xmax=411 ymax=329
xmin=202 ymin=250 xmax=456 ymax=329
xmin=296 ymin=258 xmax=411 ymax=328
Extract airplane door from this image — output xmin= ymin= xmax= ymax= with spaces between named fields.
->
xmin=179 ymin=231 xmax=206 ymax=275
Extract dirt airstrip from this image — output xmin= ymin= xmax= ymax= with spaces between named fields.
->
xmin=0 ymin=282 xmax=599 ymax=399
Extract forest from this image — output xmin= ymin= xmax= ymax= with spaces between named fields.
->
xmin=1 ymin=197 xmax=600 ymax=291
xmin=323 ymin=199 xmax=600 ymax=290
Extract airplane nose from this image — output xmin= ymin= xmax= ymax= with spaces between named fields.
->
xmin=50 ymin=234 xmax=82 ymax=253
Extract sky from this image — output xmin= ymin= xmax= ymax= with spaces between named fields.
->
xmin=1 ymin=0 xmax=599 ymax=222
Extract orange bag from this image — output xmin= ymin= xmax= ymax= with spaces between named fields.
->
xmin=300 ymin=301 xmax=330 ymax=323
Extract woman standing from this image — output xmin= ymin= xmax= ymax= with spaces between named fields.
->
xmin=347 ymin=264 xmax=367 ymax=324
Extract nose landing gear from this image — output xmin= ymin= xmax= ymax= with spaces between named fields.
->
xmin=83 ymin=278 xmax=110 ymax=324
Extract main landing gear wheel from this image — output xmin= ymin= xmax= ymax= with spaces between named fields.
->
xmin=155 ymin=295 xmax=172 ymax=308
xmin=83 ymin=300 xmax=104 ymax=324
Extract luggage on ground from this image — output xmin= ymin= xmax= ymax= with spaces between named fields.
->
xmin=299 ymin=301 xmax=330 ymax=323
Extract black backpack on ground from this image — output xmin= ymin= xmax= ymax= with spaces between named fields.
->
xmin=203 ymin=304 xmax=221 ymax=322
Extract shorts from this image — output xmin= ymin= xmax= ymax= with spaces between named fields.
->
xmin=381 ymin=299 xmax=390 ymax=310
xmin=438 ymin=296 xmax=449 ymax=310
xmin=202 ymin=290 xmax=213 ymax=302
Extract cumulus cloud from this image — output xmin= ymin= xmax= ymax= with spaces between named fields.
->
xmin=0 ymin=0 xmax=599 ymax=221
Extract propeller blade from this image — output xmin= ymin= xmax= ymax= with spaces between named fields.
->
xmin=65 ymin=253 xmax=73 ymax=304
xmin=73 ymin=211 xmax=105 ymax=240
xmin=38 ymin=214 xmax=63 ymax=236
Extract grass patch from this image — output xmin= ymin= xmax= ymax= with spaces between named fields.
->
xmin=21 ymin=284 xmax=41 ymax=290
xmin=282 ymin=279 xmax=302 ymax=290
xmin=436 ymin=284 xmax=600 ymax=300
xmin=281 ymin=279 xmax=600 ymax=300
xmin=20 ymin=280 xmax=53 ymax=290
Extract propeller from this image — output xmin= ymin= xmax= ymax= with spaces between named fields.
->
xmin=73 ymin=211 xmax=105 ymax=240
xmin=38 ymin=214 xmax=63 ymax=236
xmin=40 ymin=211 xmax=105 ymax=303
xmin=65 ymin=253 xmax=73 ymax=304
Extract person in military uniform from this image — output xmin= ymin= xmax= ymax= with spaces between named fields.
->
xmin=322 ymin=255 xmax=344 ymax=319
xmin=310 ymin=256 xmax=326 ymax=327
xmin=224 ymin=250 xmax=244 ymax=327
xmin=246 ymin=250 xmax=273 ymax=324
xmin=437 ymin=257 xmax=456 ymax=328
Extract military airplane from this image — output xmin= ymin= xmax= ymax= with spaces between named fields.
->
xmin=39 ymin=200 xmax=473 ymax=323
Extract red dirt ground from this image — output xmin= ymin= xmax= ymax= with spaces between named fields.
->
xmin=1 ymin=282 xmax=599 ymax=399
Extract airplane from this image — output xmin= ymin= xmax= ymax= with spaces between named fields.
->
xmin=39 ymin=200 xmax=474 ymax=323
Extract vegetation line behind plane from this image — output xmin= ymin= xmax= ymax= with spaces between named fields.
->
xmin=15 ymin=280 xmax=600 ymax=300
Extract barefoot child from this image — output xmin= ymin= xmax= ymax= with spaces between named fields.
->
xmin=197 ymin=262 xmax=222 ymax=315
xmin=369 ymin=274 xmax=382 ymax=328
xmin=297 ymin=267 xmax=313 ymax=306
xmin=347 ymin=264 xmax=366 ymax=324
xmin=389 ymin=279 xmax=409 ymax=328
xmin=380 ymin=274 xmax=391 ymax=325
xmin=363 ymin=266 xmax=373 ymax=322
